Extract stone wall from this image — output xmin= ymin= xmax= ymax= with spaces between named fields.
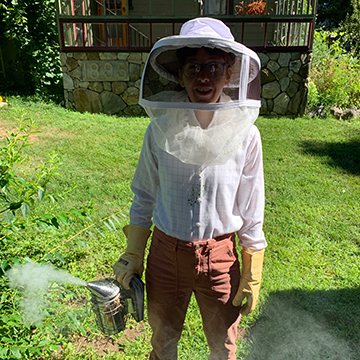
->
xmin=61 ymin=50 xmax=313 ymax=117
xmin=60 ymin=51 xmax=148 ymax=117
xmin=259 ymin=51 xmax=312 ymax=116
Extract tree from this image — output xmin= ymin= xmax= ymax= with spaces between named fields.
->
xmin=316 ymin=0 xmax=352 ymax=29
xmin=338 ymin=0 xmax=360 ymax=56
xmin=0 ymin=0 xmax=62 ymax=100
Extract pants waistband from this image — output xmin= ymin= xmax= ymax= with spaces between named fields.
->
xmin=153 ymin=227 xmax=235 ymax=251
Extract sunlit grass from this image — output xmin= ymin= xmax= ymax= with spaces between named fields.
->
xmin=1 ymin=97 xmax=359 ymax=359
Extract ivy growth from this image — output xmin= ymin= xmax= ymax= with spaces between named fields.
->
xmin=0 ymin=0 xmax=62 ymax=101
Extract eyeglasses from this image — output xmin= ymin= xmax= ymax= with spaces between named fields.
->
xmin=181 ymin=61 xmax=228 ymax=79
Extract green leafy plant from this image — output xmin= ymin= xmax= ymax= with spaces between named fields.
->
xmin=307 ymin=81 xmax=320 ymax=108
xmin=310 ymin=29 xmax=360 ymax=109
xmin=0 ymin=0 xmax=62 ymax=100
xmin=338 ymin=0 xmax=360 ymax=56
xmin=0 ymin=118 xmax=101 ymax=359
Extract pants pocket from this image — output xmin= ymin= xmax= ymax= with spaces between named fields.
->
xmin=146 ymin=237 xmax=179 ymax=304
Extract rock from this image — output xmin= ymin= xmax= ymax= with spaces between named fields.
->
xmin=292 ymin=74 xmax=303 ymax=83
xmin=103 ymin=81 xmax=112 ymax=91
xmin=79 ymin=81 xmax=90 ymax=89
xmin=261 ymin=68 xmax=276 ymax=84
xmin=267 ymin=60 xmax=280 ymax=73
xmin=69 ymin=66 xmax=82 ymax=80
xmin=260 ymin=98 xmax=267 ymax=114
xmin=129 ymin=63 xmax=140 ymax=82
xmin=128 ymin=52 xmax=143 ymax=64
xmin=289 ymin=60 xmax=302 ymax=73
xmin=291 ymin=52 xmax=301 ymax=60
xmin=275 ymin=67 xmax=289 ymax=80
xmin=307 ymin=105 xmax=326 ymax=118
xmin=112 ymin=81 xmax=128 ymax=95
xmin=273 ymin=92 xmax=290 ymax=114
xmin=262 ymin=81 xmax=281 ymax=99
xmin=122 ymin=86 xmax=140 ymax=105
xmin=73 ymin=52 xmax=87 ymax=60
xmin=258 ymin=52 xmax=269 ymax=67
xmin=329 ymin=106 xmax=343 ymax=119
xmin=63 ymin=73 xmax=74 ymax=90
xmin=73 ymin=89 xmax=102 ymax=113
xmin=342 ymin=107 xmax=358 ymax=120
xmin=286 ymin=81 xmax=299 ymax=97
xmin=118 ymin=52 xmax=129 ymax=60
xmin=135 ymin=79 xmax=142 ymax=89
xmin=267 ymin=99 xmax=274 ymax=112
xmin=101 ymin=91 xmax=126 ymax=114
xmin=142 ymin=52 xmax=149 ymax=63
xmin=89 ymin=81 xmax=104 ymax=93
xmin=60 ymin=53 xmax=68 ymax=66
xmin=299 ymin=62 xmax=311 ymax=78
xmin=288 ymin=89 xmax=306 ymax=114
xmin=279 ymin=77 xmax=290 ymax=92
xmin=99 ymin=52 xmax=117 ymax=60
xmin=268 ymin=52 xmax=279 ymax=61
xmin=278 ymin=53 xmax=291 ymax=67
xmin=88 ymin=53 xmax=100 ymax=60
xmin=124 ymin=104 xmax=145 ymax=116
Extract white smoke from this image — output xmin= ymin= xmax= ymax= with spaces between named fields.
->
xmin=243 ymin=296 xmax=354 ymax=360
xmin=7 ymin=262 xmax=86 ymax=323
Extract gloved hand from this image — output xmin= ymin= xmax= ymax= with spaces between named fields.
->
xmin=232 ymin=248 xmax=265 ymax=316
xmin=113 ymin=224 xmax=151 ymax=290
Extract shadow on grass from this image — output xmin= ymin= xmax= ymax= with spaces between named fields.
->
xmin=244 ymin=288 xmax=360 ymax=360
xmin=300 ymin=140 xmax=360 ymax=175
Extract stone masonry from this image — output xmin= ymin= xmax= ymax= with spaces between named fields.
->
xmin=61 ymin=50 xmax=312 ymax=117
xmin=60 ymin=51 xmax=148 ymax=117
xmin=259 ymin=51 xmax=312 ymax=116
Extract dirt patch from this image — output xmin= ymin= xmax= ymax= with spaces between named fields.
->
xmin=54 ymin=323 xmax=147 ymax=357
xmin=237 ymin=327 xmax=247 ymax=340
xmin=0 ymin=119 xmax=74 ymax=143
xmin=55 ymin=324 xmax=245 ymax=357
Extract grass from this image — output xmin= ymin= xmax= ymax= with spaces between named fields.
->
xmin=0 ymin=96 xmax=359 ymax=359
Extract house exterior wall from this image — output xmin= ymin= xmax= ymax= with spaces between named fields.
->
xmin=259 ymin=51 xmax=312 ymax=116
xmin=60 ymin=51 xmax=148 ymax=116
xmin=60 ymin=49 xmax=312 ymax=117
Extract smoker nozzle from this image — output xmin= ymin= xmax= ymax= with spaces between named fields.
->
xmin=86 ymin=278 xmax=120 ymax=300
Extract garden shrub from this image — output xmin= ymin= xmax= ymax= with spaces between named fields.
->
xmin=310 ymin=29 xmax=360 ymax=109
xmin=0 ymin=118 xmax=95 ymax=358
xmin=307 ymin=81 xmax=320 ymax=108
xmin=0 ymin=0 xmax=62 ymax=101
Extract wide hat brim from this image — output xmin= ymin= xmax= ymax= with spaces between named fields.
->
xmin=149 ymin=36 xmax=261 ymax=85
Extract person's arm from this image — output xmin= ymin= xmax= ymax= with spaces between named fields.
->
xmin=113 ymin=125 xmax=159 ymax=289
xmin=129 ymin=124 xmax=159 ymax=228
xmin=233 ymin=126 xmax=267 ymax=315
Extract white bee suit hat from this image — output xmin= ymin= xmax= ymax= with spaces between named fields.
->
xmin=139 ymin=17 xmax=262 ymax=167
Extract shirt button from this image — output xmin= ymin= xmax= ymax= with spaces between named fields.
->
xmin=196 ymin=222 xmax=201 ymax=227
xmin=197 ymin=198 xmax=202 ymax=203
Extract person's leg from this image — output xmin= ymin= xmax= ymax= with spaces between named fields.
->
xmin=146 ymin=228 xmax=193 ymax=360
xmin=193 ymin=235 xmax=241 ymax=360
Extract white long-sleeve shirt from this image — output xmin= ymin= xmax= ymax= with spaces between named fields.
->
xmin=129 ymin=122 xmax=267 ymax=250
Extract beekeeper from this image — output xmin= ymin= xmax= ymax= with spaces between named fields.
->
xmin=113 ymin=17 xmax=267 ymax=360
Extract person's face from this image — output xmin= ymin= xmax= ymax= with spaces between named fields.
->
xmin=178 ymin=47 xmax=232 ymax=104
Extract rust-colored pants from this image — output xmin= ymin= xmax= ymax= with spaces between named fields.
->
xmin=146 ymin=227 xmax=241 ymax=360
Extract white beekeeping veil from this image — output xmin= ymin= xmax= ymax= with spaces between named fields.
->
xmin=139 ymin=17 xmax=261 ymax=167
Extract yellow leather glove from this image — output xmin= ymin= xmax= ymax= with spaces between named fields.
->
xmin=232 ymin=248 xmax=265 ymax=316
xmin=113 ymin=224 xmax=151 ymax=289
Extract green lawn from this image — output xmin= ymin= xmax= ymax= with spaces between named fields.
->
xmin=0 ymin=97 xmax=359 ymax=359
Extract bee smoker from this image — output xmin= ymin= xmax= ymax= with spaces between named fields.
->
xmin=86 ymin=275 xmax=144 ymax=335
